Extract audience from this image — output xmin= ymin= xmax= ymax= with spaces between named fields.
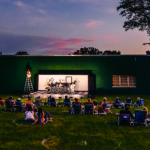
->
xmin=0 ymin=97 xmax=4 ymax=106
xmin=74 ymin=98 xmax=79 ymax=103
xmin=24 ymin=106 xmax=35 ymax=123
xmin=143 ymin=107 xmax=148 ymax=117
xmin=87 ymin=98 xmax=92 ymax=103
xmin=116 ymin=105 xmax=134 ymax=118
xmin=93 ymin=99 xmax=98 ymax=106
xmin=134 ymin=97 xmax=141 ymax=107
xmin=34 ymin=108 xmax=51 ymax=124
xmin=98 ymin=97 xmax=107 ymax=113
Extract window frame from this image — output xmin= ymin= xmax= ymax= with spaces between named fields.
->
xmin=112 ymin=75 xmax=136 ymax=88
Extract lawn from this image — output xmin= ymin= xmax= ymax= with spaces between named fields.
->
xmin=0 ymin=94 xmax=150 ymax=150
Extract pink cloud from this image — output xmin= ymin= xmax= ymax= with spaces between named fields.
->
xmin=0 ymin=32 xmax=95 ymax=55
xmin=46 ymin=38 xmax=95 ymax=53
xmin=66 ymin=38 xmax=95 ymax=44
xmin=86 ymin=20 xmax=104 ymax=27
xmin=86 ymin=21 xmax=98 ymax=27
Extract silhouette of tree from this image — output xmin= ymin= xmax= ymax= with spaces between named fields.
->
xmin=73 ymin=47 xmax=102 ymax=55
xmin=73 ymin=48 xmax=121 ymax=55
xmin=117 ymin=0 xmax=150 ymax=36
xmin=15 ymin=51 xmax=29 ymax=55
xmin=103 ymin=50 xmax=121 ymax=55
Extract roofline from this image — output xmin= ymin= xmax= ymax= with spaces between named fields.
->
xmin=0 ymin=54 xmax=148 ymax=57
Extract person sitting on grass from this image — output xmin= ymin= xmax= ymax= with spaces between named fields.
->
xmin=134 ymin=97 xmax=141 ymax=107
xmin=98 ymin=97 xmax=107 ymax=113
xmin=24 ymin=98 xmax=37 ymax=112
xmin=93 ymin=99 xmax=98 ymax=106
xmin=143 ymin=107 xmax=148 ymax=117
xmin=74 ymin=98 xmax=79 ymax=103
xmin=0 ymin=97 xmax=5 ymax=106
xmin=24 ymin=106 xmax=35 ymax=123
xmin=113 ymin=97 xmax=120 ymax=107
xmin=34 ymin=108 xmax=52 ymax=124
xmin=87 ymin=98 xmax=92 ymax=103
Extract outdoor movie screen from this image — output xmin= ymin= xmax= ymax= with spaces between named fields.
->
xmin=38 ymin=75 xmax=88 ymax=91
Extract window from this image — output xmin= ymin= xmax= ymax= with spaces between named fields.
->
xmin=112 ymin=75 xmax=136 ymax=87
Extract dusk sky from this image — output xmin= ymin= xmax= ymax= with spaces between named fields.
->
xmin=0 ymin=0 xmax=149 ymax=55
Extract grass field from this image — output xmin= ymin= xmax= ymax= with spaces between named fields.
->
xmin=0 ymin=94 xmax=150 ymax=150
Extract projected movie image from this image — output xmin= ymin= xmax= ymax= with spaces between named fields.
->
xmin=38 ymin=75 xmax=88 ymax=94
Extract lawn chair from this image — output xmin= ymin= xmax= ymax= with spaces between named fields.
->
xmin=71 ymin=102 xmax=82 ymax=114
xmin=112 ymin=99 xmax=122 ymax=108
xmin=49 ymin=98 xmax=57 ymax=107
xmin=5 ymin=100 xmax=15 ymax=111
xmin=125 ymin=98 xmax=132 ymax=108
xmin=131 ymin=110 xmax=147 ymax=126
xmin=35 ymin=97 xmax=41 ymax=105
xmin=63 ymin=98 xmax=71 ymax=107
xmin=139 ymin=99 xmax=144 ymax=106
xmin=117 ymin=110 xmax=132 ymax=125
xmin=83 ymin=103 xmax=94 ymax=114
xmin=93 ymin=101 xmax=98 ymax=106
xmin=104 ymin=102 xmax=113 ymax=114
xmin=13 ymin=99 xmax=23 ymax=112
xmin=134 ymin=99 xmax=144 ymax=107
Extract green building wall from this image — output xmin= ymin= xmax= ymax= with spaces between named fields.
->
xmin=0 ymin=55 xmax=150 ymax=94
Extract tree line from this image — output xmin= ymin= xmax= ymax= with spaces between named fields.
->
xmin=72 ymin=47 xmax=121 ymax=55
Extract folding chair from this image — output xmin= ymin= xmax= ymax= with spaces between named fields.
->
xmin=13 ymin=100 xmax=23 ymax=112
xmin=49 ymin=98 xmax=57 ymax=107
xmin=125 ymin=98 xmax=132 ymax=108
xmin=5 ymin=100 xmax=14 ymax=111
xmin=63 ymin=99 xmax=71 ymax=107
xmin=93 ymin=101 xmax=98 ymax=106
xmin=117 ymin=110 xmax=131 ymax=125
xmin=112 ymin=99 xmax=122 ymax=108
xmin=71 ymin=102 xmax=82 ymax=114
xmin=83 ymin=103 xmax=94 ymax=114
xmin=131 ymin=110 xmax=147 ymax=126
xmin=139 ymin=99 xmax=144 ymax=106
xmin=35 ymin=97 xmax=41 ymax=105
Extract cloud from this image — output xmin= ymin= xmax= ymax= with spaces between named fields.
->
xmin=86 ymin=20 xmax=104 ymax=27
xmin=0 ymin=32 xmax=95 ymax=55
xmin=59 ymin=0 xmax=100 ymax=3
xmin=13 ymin=1 xmax=46 ymax=15
xmin=94 ymin=35 xmax=120 ymax=42
xmin=37 ymin=9 xmax=47 ymax=15
xmin=14 ymin=1 xmax=26 ymax=7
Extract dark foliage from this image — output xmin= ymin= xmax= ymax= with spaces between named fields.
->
xmin=103 ymin=50 xmax=121 ymax=55
xmin=73 ymin=47 xmax=121 ymax=55
xmin=15 ymin=51 xmax=29 ymax=55
xmin=73 ymin=47 xmax=102 ymax=55
xmin=117 ymin=0 xmax=150 ymax=36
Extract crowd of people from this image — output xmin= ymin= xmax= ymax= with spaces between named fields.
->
xmin=0 ymin=95 xmax=149 ymax=125
xmin=2 ymin=96 xmax=52 ymax=124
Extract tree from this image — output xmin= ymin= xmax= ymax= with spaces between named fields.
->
xmin=73 ymin=47 xmax=102 ymax=55
xmin=103 ymin=50 xmax=121 ymax=55
xmin=73 ymin=48 xmax=121 ymax=55
xmin=15 ymin=51 xmax=29 ymax=55
xmin=117 ymin=0 xmax=150 ymax=36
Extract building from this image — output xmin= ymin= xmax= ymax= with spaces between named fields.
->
xmin=0 ymin=55 xmax=149 ymax=94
